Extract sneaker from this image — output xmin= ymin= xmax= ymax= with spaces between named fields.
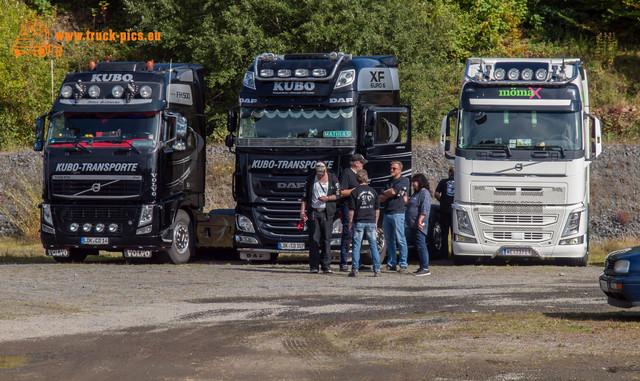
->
xmin=413 ymin=267 xmax=424 ymax=274
xmin=414 ymin=268 xmax=431 ymax=277
xmin=339 ymin=265 xmax=350 ymax=272
xmin=398 ymin=266 xmax=408 ymax=273
xmin=310 ymin=268 xmax=319 ymax=274
xmin=386 ymin=264 xmax=397 ymax=271
xmin=323 ymin=269 xmax=333 ymax=274
xmin=373 ymin=270 xmax=382 ymax=277
xmin=348 ymin=269 xmax=359 ymax=277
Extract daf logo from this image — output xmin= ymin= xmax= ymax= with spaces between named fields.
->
xmin=330 ymin=97 xmax=353 ymax=103
xmin=277 ymin=182 xmax=305 ymax=189
xmin=515 ymin=163 xmax=523 ymax=171
xmin=91 ymin=183 xmax=101 ymax=192
xmin=240 ymin=98 xmax=257 ymax=104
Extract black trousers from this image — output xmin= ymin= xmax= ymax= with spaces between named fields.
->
xmin=309 ymin=209 xmax=332 ymax=271
xmin=439 ymin=211 xmax=452 ymax=257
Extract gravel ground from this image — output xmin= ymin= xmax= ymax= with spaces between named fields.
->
xmin=1 ymin=144 xmax=638 ymax=242
xmin=0 ymin=258 xmax=638 ymax=380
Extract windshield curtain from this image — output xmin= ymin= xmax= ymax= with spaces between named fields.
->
xmin=47 ymin=112 xmax=160 ymax=148
xmin=239 ymin=107 xmax=355 ymax=139
xmin=457 ymin=110 xmax=582 ymax=151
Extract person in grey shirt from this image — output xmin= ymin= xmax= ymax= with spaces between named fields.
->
xmin=405 ymin=173 xmax=431 ymax=276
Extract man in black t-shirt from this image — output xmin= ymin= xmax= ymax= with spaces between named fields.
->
xmin=348 ymin=169 xmax=381 ymax=277
xmin=338 ymin=154 xmax=367 ymax=271
xmin=435 ymin=166 xmax=455 ymax=258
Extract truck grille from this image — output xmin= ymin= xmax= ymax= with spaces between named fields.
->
xmin=255 ymin=202 xmax=306 ymax=239
xmin=486 ymin=231 xmax=551 ymax=242
xmin=51 ymin=175 xmax=142 ymax=199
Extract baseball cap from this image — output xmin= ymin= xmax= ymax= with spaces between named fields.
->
xmin=350 ymin=154 xmax=368 ymax=164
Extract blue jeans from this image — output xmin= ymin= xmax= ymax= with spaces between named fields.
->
xmin=383 ymin=213 xmax=408 ymax=267
xmin=351 ymin=222 xmax=381 ymax=272
xmin=407 ymin=228 xmax=429 ymax=270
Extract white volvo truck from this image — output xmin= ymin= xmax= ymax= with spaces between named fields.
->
xmin=440 ymin=58 xmax=602 ymax=266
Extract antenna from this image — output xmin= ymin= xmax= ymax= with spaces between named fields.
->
xmin=51 ymin=60 xmax=54 ymax=104
xmin=167 ymin=59 xmax=173 ymax=109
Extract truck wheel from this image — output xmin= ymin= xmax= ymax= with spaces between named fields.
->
xmin=54 ymin=249 xmax=89 ymax=263
xmin=428 ymin=220 xmax=443 ymax=259
xmin=159 ymin=210 xmax=194 ymax=264
xmin=561 ymin=253 xmax=588 ymax=267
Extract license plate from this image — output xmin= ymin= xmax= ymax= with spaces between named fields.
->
xmin=82 ymin=237 xmax=108 ymax=245
xmin=47 ymin=249 xmax=69 ymax=257
xmin=503 ymin=248 xmax=532 ymax=256
xmin=124 ymin=250 xmax=152 ymax=258
xmin=278 ymin=242 xmax=305 ymax=250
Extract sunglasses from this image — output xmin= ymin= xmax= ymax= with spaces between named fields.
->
xmin=390 ymin=167 xmax=399 ymax=171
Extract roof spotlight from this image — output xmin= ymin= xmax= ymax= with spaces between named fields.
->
xmin=535 ymin=68 xmax=548 ymax=81
xmin=494 ymin=68 xmax=506 ymax=81
xmin=521 ymin=68 xmax=533 ymax=81
xmin=507 ymin=68 xmax=520 ymax=81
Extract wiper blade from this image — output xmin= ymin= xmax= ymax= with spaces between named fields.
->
xmin=537 ymin=145 xmax=565 ymax=158
xmin=65 ymin=141 xmax=91 ymax=153
xmin=474 ymin=142 xmax=511 ymax=157
xmin=108 ymin=138 xmax=140 ymax=154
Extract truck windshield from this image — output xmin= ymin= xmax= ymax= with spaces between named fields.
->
xmin=239 ymin=107 xmax=355 ymax=139
xmin=458 ymin=110 xmax=582 ymax=151
xmin=47 ymin=112 xmax=160 ymax=148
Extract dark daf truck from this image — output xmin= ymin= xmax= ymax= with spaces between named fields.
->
xmin=34 ymin=61 xmax=208 ymax=264
xmin=226 ymin=52 xmax=412 ymax=262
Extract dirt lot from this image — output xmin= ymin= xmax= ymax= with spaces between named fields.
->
xmin=0 ymin=255 xmax=639 ymax=380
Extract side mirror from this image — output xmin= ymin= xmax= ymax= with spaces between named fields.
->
xmin=225 ymin=134 xmax=235 ymax=148
xmin=364 ymin=135 xmax=374 ymax=147
xmin=440 ymin=108 xmax=457 ymax=156
xmin=173 ymin=116 xmax=187 ymax=151
xmin=227 ymin=109 xmax=238 ymax=133
xmin=34 ymin=115 xmax=46 ymax=151
xmin=586 ymin=113 xmax=602 ymax=160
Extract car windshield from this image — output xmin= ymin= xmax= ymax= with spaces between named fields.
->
xmin=457 ymin=110 xmax=582 ymax=151
xmin=239 ymin=107 xmax=355 ymax=140
xmin=47 ymin=112 xmax=159 ymax=148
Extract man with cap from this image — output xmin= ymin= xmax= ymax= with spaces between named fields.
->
xmin=338 ymin=154 xmax=367 ymax=271
xmin=301 ymin=161 xmax=341 ymax=273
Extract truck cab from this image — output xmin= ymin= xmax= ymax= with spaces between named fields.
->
xmin=226 ymin=52 xmax=412 ymax=261
xmin=441 ymin=58 xmax=602 ymax=266
xmin=34 ymin=61 xmax=207 ymax=264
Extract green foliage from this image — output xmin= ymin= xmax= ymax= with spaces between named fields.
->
xmin=0 ymin=0 xmax=70 ymax=148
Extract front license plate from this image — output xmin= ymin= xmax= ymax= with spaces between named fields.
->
xmin=82 ymin=237 xmax=108 ymax=245
xmin=503 ymin=248 xmax=532 ymax=256
xmin=124 ymin=250 xmax=152 ymax=258
xmin=278 ymin=242 xmax=305 ymax=250
xmin=47 ymin=249 xmax=69 ymax=257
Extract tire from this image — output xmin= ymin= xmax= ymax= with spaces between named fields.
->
xmin=561 ymin=253 xmax=588 ymax=267
xmin=54 ymin=249 xmax=90 ymax=263
xmin=428 ymin=220 xmax=443 ymax=259
xmin=158 ymin=210 xmax=194 ymax=264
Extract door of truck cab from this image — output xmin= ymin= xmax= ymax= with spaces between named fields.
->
xmin=361 ymin=106 xmax=412 ymax=191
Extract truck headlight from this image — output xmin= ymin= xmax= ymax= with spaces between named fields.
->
xmin=41 ymin=203 xmax=53 ymax=226
xmin=332 ymin=218 xmax=343 ymax=234
xmin=237 ymin=215 xmax=255 ymax=233
xmin=243 ymin=72 xmax=256 ymax=89
xmin=562 ymin=207 xmax=585 ymax=237
xmin=614 ymin=260 xmax=630 ymax=274
xmin=335 ymin=70 xmax=355 ymax=89
xmin=455 ymin=208 xmax=474 ymax=236
xmin=138 ymin=205 xmax=153 ymax=227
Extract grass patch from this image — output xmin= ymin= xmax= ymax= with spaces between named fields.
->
xmin=589 ymin=236 xmax=640 ymax=265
